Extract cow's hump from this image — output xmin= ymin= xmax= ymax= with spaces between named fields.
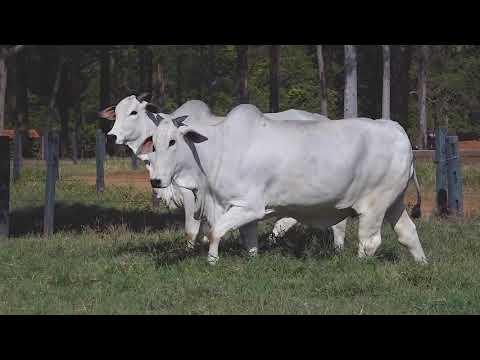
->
xmin=173 ymin=100 xmax=213 ymax=121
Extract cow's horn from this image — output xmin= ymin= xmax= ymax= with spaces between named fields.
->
xmin=173 ymin=115 xmax=188 ymax=128
xmin=136 ymin=92 xmax=151 ymax=103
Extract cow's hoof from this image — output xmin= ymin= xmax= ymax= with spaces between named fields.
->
xmin=266 ymin=235 xmax=278 ymax=247
xmin=333 ymin=243 xmax=344 ymax=253
xmin=416 ymin=256 xmax=428 ymax=265
xmin=207 ymin=254 xmax=219 ymax=265
xmin=247 ymin=247 xmax=258 ymax=258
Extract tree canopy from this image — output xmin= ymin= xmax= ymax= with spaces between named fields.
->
xmin=3 ymin=45 xmax=480 ymax=158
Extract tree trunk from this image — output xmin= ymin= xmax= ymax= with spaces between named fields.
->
xmin=43 ymin=56 xmax=63 ymax=161
xmin=46 ymin=57 xmax=63 ymax=133
xmin=0 ymin=46 xmax=26 ymax=131
xmin=0 ymin=57 xmax=7 ymax=131
xmin=99 ymin=47 xmax=111 ymax=113
xmin=138 ymin=45 xmax=153 ymax=92
xmin=59 ymin=103 xmax=69 ymax=158
xmin=344 ymin=45 xmax=358 ymax=118
xmin=269 ymin=45 xmax=280 ymax=113
xmin=71 ymin=52 xmax=83 ymax=163
xmin=391 ymin=45 xmax=412 ymax=128
xmin=110 ymin=48 xmax=120 ymax=100
xmin=207 ymin=45 xmax=216 ymax=109
xmin=176 ymin=46 xmax=184 ymax=106
xmin=382 ymin=45 xmax=391 ymax=119
xmin=15 ymin=51 xmax=28 ymax=175
xmin=100 ymin=46 xmax=114 ymax=156
xmin=417 ymin=45 xmax=428 ymax=149
xmin=236 ymin=45 xmax=249 ymax=104
xmin=316 ymin=45 xmax=328 ymax=117
xmin=152 ymin=62 xmax=166 ymax=110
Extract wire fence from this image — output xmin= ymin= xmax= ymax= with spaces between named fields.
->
xmin=2 ymin=130 xmax=478 ymax=239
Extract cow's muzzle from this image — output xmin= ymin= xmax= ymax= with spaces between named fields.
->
xmin=150 ymin=179 xmax=163 ymax=189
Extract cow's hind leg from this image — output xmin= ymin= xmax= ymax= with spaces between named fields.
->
xmin=269 ymin=217 xmax=298 ymax=244
xmin=239 ymin=221 xmax=259 ymax=257
xmin=357 ymin=211 xmax=384 ymax=259
xmin=385 ymin=200 xmax=427 ymax=264
xmin=332 ymin=219 xmax=348 ymax=251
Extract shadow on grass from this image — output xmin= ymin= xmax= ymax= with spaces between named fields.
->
xmin=10 ymin=203 xmax=184 ymax=237
xmin=114 ymin=224 xmax=343 ymax=268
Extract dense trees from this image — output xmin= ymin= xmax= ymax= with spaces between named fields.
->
xmin=2 ymin=44 xmax=479 ymax=159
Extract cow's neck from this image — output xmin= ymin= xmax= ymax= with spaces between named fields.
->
xmin=176 ymin=121 xmax=227 ymax=224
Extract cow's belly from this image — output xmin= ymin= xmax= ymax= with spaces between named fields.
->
xmin=271 ymin=204 xmax=355 ymax=229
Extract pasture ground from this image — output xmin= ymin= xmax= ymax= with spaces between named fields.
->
xmin=1 ymin=158 xmax=480 ymax=314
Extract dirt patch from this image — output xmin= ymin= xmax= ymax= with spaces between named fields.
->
xmin=405 ymin=186 xmax=480 ymax=218
xmin=459 ymin=140 xmax=480 ymax=151
xmin=73 ymin=171 xmax=480 ymax=219
xmin=74 ymin=171 xmax=151 ymax=190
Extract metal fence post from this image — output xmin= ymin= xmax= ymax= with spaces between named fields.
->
xmin=435 ymin=127 xmax=448 ymax=215
xmin=446 ymin=136 xmax=464 ymax=216
xmin=43 ymin=132 xmax=59 ymax=237
xmin=0 ymin=136 xmax=11 ymax=238
xmin=96 ymin=129 xmax=105 ymax=193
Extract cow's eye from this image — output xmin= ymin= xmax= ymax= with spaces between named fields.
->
xmin=169 ymin=140 xmax=176 ymax=147
xmin=130 ymin=111 xmax=138 ymax=116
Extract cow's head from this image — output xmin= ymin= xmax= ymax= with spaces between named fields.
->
xmin=98 ymin=93 xmax=162 ymax=156
xmin=138 ymin=113 xmax=208 ymax=189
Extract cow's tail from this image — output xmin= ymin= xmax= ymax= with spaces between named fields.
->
xmin=410 ymin=161 xmax=422 ymax=219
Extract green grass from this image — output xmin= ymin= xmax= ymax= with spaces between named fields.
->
xmin=1 ymin=159 xmax=480 ymax=314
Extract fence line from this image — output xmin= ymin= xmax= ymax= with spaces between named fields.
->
xmin=0 ymin=136 xmax=11 ymax=238
xmin=43 ymin=132 xmax=59 ymax=237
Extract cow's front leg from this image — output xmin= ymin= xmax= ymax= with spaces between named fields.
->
xmin=180 ymin=188 xmax=201 ymax=250
xmin=239 ymin=221 xmax=258 ymax=258
xmin=207 ymin=206 xmax=264 ymax=265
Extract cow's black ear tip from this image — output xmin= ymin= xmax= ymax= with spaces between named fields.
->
xmin=185 ymin=131 xmax=208 ymax=144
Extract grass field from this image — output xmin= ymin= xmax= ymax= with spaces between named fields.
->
xmin=1 ymin=158 xmax=480 ymax=314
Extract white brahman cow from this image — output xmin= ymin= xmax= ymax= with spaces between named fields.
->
xmin=138 ymin=104 xmax=426 ymax=265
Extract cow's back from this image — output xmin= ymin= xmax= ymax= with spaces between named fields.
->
xmin=212 ymin=110 xmax=413 ymax=212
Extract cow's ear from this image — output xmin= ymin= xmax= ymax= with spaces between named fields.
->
xmin=138 ymin=136 xmax=155 ymax=154
xmin=180 ymin=127 xmax=208 ymax=144
xmin=98 ymin=106 xmax=116 ymax=121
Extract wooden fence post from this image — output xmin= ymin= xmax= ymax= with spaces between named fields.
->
xmin=71 ymin=131 xmax=78 ymax=164
xmin=96 ymin=129 xmax=105 ymax=193
xmin=435 ymin=127 xmax=448 ymax=215
xmin=13 ymin=130 xmax=22 ymax=182
xmin=42 ymin=134 xmax=48 ymax=161
xmin=43 ymin=131 xmax=59 ymax=237
xmin=131 ymin=150 xmax=139 ymax=170
xmin=0 ymin=136 xmax=11 ymax=238
xmin=446 ymin=136 xmax=464 ymax=216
